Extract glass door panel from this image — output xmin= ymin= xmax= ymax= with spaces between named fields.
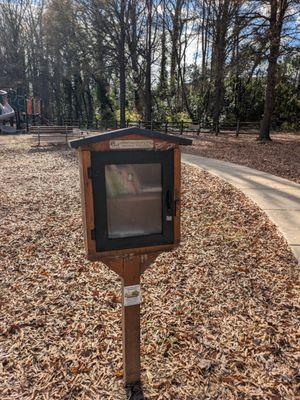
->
xmin=105 ymin=163 xmax=162 ymax=238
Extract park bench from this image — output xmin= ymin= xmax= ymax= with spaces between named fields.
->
xmin=30 ymin=126 xmax=86 ymax=146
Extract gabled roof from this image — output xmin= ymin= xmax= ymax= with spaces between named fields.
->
xmin=69 ymin=127 xmax=193 ymax=149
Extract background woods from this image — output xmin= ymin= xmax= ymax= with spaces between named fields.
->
xmin=0 ymin=0 xmax=299 ymax=137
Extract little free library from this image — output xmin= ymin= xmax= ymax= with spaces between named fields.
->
xmin=70 ymin=127 xmax=192 ymax=389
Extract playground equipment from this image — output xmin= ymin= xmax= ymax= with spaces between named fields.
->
xmin=0 ymin=90 xmax=16 ymax=133
xmin=0 ymin=90 xmax=15 ymax=121
xmin=0 ymin=90 xmax=43 ymax=133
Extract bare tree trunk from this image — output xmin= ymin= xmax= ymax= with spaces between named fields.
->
xmin=233 ymin=7 xmax=241 ymax=137
xmin=158 ymin=0 xmax=168 ymax=99
xmin=259 ymin=0 xmax=287 ymax=141
xmin=86 ymin=83 xmax=94 ymax=127
xmin=144 ymin=0 xmax=152 ymax=126
xmin=118 ymin=0 xmax=126 ymax=128
xmin=73 ymin=73 xmax=83 ymax=125
xmin=212 ymin=0 xmax=230 ymax=135
xmin=94 ymin=74 xmax=114 ymax=118
xmin=39 ymin=57 xmax=50 ymax=118
xmin=128 ymin=0 xmax=143 ymax=115
xmin=259 ymin=51 xmax=278 ymax=141
xmin=200 ymin=0 xmax=211 ymax=125
xmin=170 ymin=0 xmax=183 ymax=107
xmin=64 ymin=77 xmax=73 ymax=122
xmin=201 ymin=0 xmax=208 ymax=93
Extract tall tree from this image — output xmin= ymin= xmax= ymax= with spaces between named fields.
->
xmin=0 ymin=0 xmax=298 ymax=132
xmin=0 ymin=0 xmax=27 ymax=89
xmin=119 ymin=0 xmax=126 ymax=127
xmin=167 ymin=0 xmax=185 ymax=114
xmin=210 ymin=0 xmax=241 ymax=134
xmin=259 ymin=0 xmax=295 ymax=141
xmin=144 ymin=0 xmax=153 ymax=125
xmin=158 ymin=0 xmax=168 ymax=100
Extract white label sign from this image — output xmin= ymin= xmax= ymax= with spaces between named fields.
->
xmin=110 ymin=140 xmax=154 ymax=150
xmin=124 ymin=284 xmax=141 ymax=306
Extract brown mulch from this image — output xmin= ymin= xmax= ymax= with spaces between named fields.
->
xmin=0 ymin=143 xmax=299 ymax=400
xmin=184 ymin=133 xmax=300 ymax=184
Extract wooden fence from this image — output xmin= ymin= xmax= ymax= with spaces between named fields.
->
xmin=35 ymin=119 xmax=262 ymax=136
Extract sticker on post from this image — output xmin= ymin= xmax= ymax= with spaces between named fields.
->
xmin=124 ymin=284 xmax=141 ymax=306
xmin=110 ymin=140 xmax=153 ymax=150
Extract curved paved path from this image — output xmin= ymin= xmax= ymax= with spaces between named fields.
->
xmin=183 ymin=153 xmax=300 ymax=263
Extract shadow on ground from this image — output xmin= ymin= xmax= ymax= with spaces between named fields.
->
xmin=125 ymin=382 xmax=149 ymax=400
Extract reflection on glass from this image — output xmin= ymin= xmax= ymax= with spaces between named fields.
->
xmin=105 ymin=163 xmax=162 ymax=238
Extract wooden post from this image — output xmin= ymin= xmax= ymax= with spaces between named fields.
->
xmin=122 ymin=256 xmax=141 ymax=386
xmin=197 ymin=121 xmax=201 ymax=136
xmin=25 ymin=107 xmax=29 ymax=132
xmin=180 ymin=120 xmax=184 ymax=135
xmin=236 ymin=119 xmax=240 ymax=137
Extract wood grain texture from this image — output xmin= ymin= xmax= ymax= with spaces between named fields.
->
xmin=78 ymin=149 xmax=97 ymax=259
xmin=122 ymin=256 xmax=141 ymax=384
xmin=101 ymin=257 xmax=124 ymax=277
xmin=95 ymin=253 xmax=159 ymax=278
xmin=81 ymin=134 xmax=178 ymax=152
xmin=78 ymin=138 xmax=182 ymax=262
xmin=88 ymin=243 xmax=177 ymax=261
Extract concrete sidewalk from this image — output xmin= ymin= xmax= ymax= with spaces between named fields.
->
xmin=183 ymin=153 xmax=300 ymax=263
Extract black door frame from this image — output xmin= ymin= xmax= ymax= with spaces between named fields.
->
xmin=91 ymin=150 xmax=174 ymax=251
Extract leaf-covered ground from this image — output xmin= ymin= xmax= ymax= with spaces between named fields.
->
xmin=0 ymin=142 xmax=299 ymax=400
xmin=184 ymin=133 xmax=300 ymax=184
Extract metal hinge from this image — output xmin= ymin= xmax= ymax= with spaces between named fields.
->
xmin=91 ymin=229 xmax=96 ymax=240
